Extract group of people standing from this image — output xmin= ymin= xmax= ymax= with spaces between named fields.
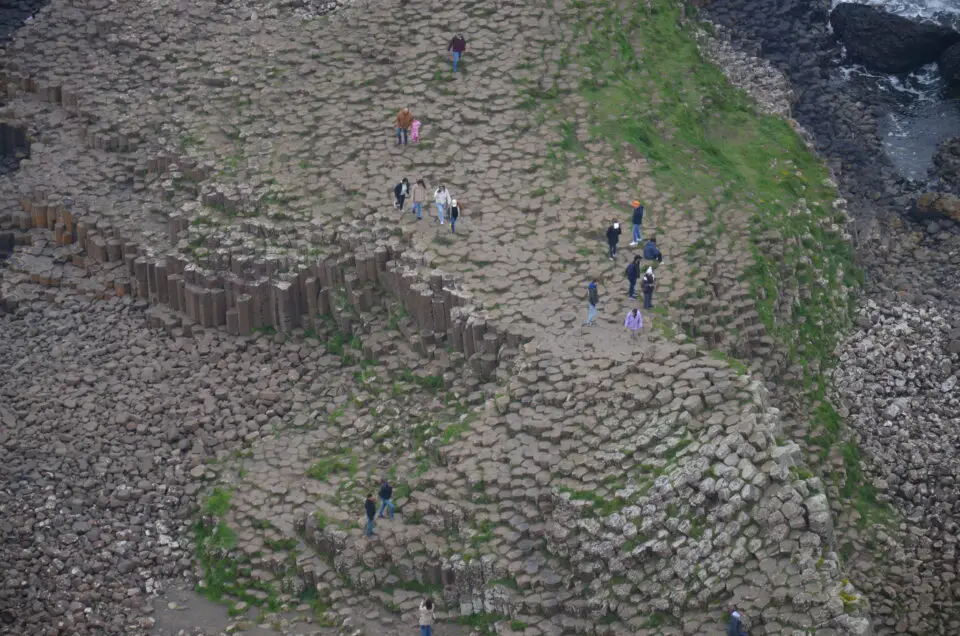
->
xmin=393 ymin=178 xmax=462 ymax=232
xmin=586 ymin=201 xmax=665 ymax=338
xmin=388 ymin=34 xmax=469 ymax=235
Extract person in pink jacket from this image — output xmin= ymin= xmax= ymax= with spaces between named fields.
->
xmin=624 ymin=308 xmax=643 ymax=341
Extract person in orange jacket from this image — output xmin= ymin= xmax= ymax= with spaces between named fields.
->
xmin=395 ymin=108 xmax=414 ymax=145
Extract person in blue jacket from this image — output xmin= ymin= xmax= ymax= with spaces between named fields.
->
xmin=643 ymin=237 xmax=663 ymax=263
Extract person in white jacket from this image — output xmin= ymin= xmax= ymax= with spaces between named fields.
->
xmin=418 ymin=597 xmax=435 ymax=636
xmin=434 ymin=185 xmax=451 ymax=225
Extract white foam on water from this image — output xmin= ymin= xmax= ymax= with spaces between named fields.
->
xmin=840 ymin=63 xmax=943 ymax=102
xmin=832 ymin=0 xmax=960 ymax=19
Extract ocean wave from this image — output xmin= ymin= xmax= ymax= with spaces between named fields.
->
xmin=832 ymin=0 xmax=960 ymax=19
xmin=840 ymin=63 xmax=943 ymax=102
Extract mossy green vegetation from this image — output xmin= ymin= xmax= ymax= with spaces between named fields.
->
xmin=563 ymin=0 xmax=888 ymax=529
xmin=571 ymin=0 xmax=858 ymax=374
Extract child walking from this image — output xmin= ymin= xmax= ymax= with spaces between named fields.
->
xmin=624 ymin=308 xmax=643 ymax=341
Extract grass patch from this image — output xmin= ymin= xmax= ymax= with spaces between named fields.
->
xmin=559 ymin=487 xmax=626 ymax=517
xmin=397 ymin=369 xmax=444 ymax=393
xmin=306 ymin=452 xmax=359 ymax=481
xmin=204 ymin=488 xmax=232 ymax=517
xmin=709 ymin=349 xmax=749 ymax=375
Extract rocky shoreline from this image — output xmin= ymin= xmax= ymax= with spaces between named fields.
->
xmin=702 ymin=1 xmax=960 ymax=633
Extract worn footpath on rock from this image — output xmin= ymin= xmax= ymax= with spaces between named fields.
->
xmin=0 ymin=0 xmax=880 ymax=635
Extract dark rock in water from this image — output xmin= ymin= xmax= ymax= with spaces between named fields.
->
xmin=914 ymin=192 xmax=960 ymax=222
xmin=830 ymin=3 xmax=960 ymax=73
xmin=940 ymin=42 xmax=960 ymax=88
xmin=932 ymin=136 xmax=960 ymax=187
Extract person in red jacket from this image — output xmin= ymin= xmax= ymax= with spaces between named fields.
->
xmin=448 ymin=33 xmax=466 ymax=72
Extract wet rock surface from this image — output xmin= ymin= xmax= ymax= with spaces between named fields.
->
xmin=932 ymin=136 xmax=960 ymax=189
xmin=703 ymin=0 xmax=918 ymax=236
xmin=830 ymin=2 xmax=960 ymax=74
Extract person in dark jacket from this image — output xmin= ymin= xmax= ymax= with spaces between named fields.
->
xmin=378 ymin=478 xmax=396 ymax=519
xmin=364 ymin=494 xmax=377 ymax=537
xmin=630 ymin=200 xmax=644 ymax=246
xmin=643 ymin=237 xmax=663 ymax=263
xmin=727 ymin=609 xmax=748 ymax=636
xmin=584 ymin=279 xmax=599 ymax=326
xmin=641 ymin=266 xmax=655 ymax=309
xmin=394 ymin=178 xmax=409 ymax=211
xmin=448 ymin=33 xmax=467 ymax=72
xmin=450 ymin=199 xmax=461 ymax=233
xmin=625 ymin=256 xmax=641 ymax=299
xmin=606 ymin=221 xmax=622 ymax=260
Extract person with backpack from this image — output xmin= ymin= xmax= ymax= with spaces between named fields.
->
xmin=606 ymin=220 xmax=622 ymax=260
xmin=630 ymin=200 xmax=644 ymax=246
xmin=584 ymin=279 xmax=599 ymax=326
xmin=641 ymin=266 xmax=656 ymax=309
xmin=625 ymin=255 xmax=641 ymax=299
xmin=394 ymin=178 xmax=410 ymax=211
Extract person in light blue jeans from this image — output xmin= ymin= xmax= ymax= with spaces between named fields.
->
xmin=434 ymin=185 xmax=451 ymax=224
xmin=630 ymin=200 xmax=644 ymax=245
xmin=377 ymin=478 xmax=395 ymax=519
xmin=448 ymin=34 xmax=466 ymax=72
xmin=411 ymin=178 xmax=427 ymax=220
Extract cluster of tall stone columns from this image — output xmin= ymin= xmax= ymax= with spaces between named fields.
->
xmin=7 ymin=190 xmax=528 ymax=381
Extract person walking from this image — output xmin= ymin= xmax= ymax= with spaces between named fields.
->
xmin=630 ymin=200 xmax=644 ymax=246
xmin=448 ymin=33 xmax=467 ymax=72
xmin=411 ymin=178 xmax=427 ymax=220
xmin=434 ymin=185 xmax=451 ymax=224
xmin=394 ymin=177 xmax=410 ymax=211
xmin=418 ymin=598 xmax=436 ymax=636
xmin=727 ymin=609 xmax=749 ymax=636
xmin=606 ymin=220 xmax=622 ymax=260
xmin=395 ymin=108 xmax=414 ymax=145
xmin=643 ymin=237 xmax=663 ymax=263
xmin=625 ymin=255 xmax=641 ymax=299
xmin=624 ymin=308 xmax=643 ymax=341
xmin=450 ymin=199 xmax=461 ymax=233
xmin=364 ymin=493 xmax=377 ymax=537
xmin=584 ymin=279 xmax=599 ymax=326
xmin=641 ymin=266 xmax=655 ymax=309
xmin=378 ymin=478 xmax=396 ymax=519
